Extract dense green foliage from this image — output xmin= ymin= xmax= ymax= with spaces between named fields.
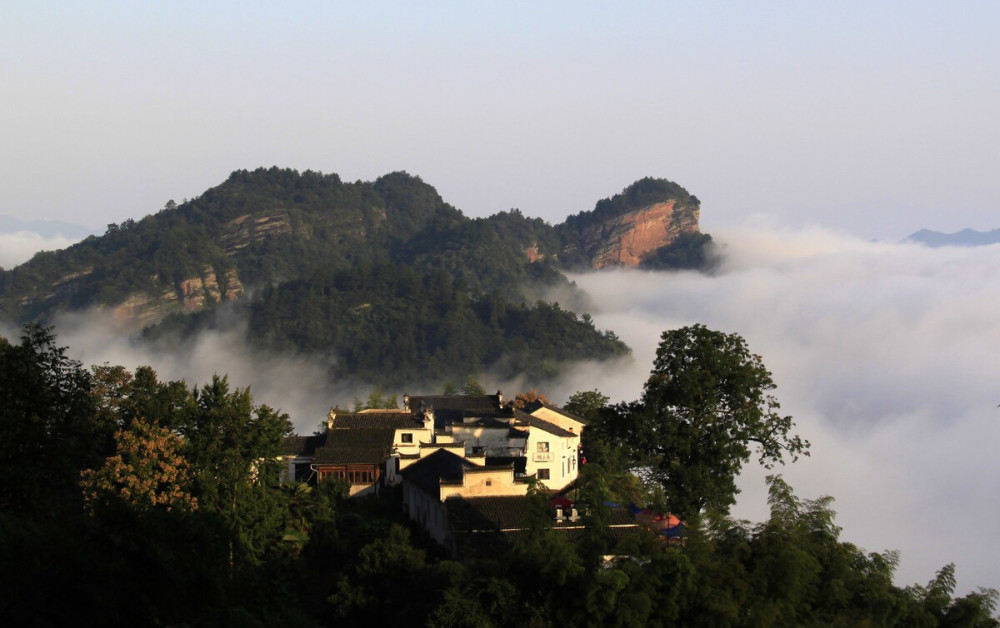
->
xmin=590 ymin=324 xmax=810 ymax=520
xmin=0 ymin=169 xmax=462 ymax=320
xmin=639 ymin=232 xmax=716 ymax=271
xmin=242 ymin=262 xmax=626 ymax=384
xmin=0 ymin=168 xmax=717 ymax=386
xmin=1 ymin=324 xmax=996 ymax=626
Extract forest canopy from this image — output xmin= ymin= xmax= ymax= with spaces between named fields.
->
xmin=1 ymin=323 xmax=996 ymax=626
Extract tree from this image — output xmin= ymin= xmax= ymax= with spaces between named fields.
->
xmin=461 ymin=375 xmax=485 ymax=395
xmin=80 ymin=418 xmax=197 ymax=514
xmin=513 ymin=389 xmax=550 ymax=409
xmin=353 ymin=386 xmax=398 ymax=411
xmin=0 ymin=324 xmax=100 ymax=515
xmin=564 ymin=389 xmax=610 ymax=422
xmin=91 ymin=364 xmax=193 ymax=434
xmin=606 ymin=324 xmax=809 ymax=519
xmin=906 ymin=563 xmax=1000 ymax=627
xmin=179 ymin=375 xmax=292 ymax=565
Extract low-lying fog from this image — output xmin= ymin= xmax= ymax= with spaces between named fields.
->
xmin=559 ymin=225 xmax=1000 ymax=596
xmin=7 ymin=224 xmax=997 ymax=595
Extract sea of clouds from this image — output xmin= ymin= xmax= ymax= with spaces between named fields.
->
xmin=551 ymin=226 xmax=1000 ymax=596
xmin=3 ymin=224 xmax=996 ymax=595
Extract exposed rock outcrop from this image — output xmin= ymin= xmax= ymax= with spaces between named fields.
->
xmin=522 ymin=244 xmax=545 ymax=263
xmin=560 ymin=200 xmax=700 ymax=270
xmin=108 ymin=287 xmax=178 ymax=330
xmin=554 ymin=177 xmax=702 ymax=270
xmin=220 ymin=211 xmax=295 ymax=254
xmin=582 ymin=200 xmax=698 ymax=269
xmin=105 ymin=267 xmax=245 ymax=331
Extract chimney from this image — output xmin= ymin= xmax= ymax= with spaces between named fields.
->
xmin=326 ymin=407 xmax=337 ymax=431
xmin=403 ymin=393 xmax=410 ymax=411
xmin=497 ymin=390 xmax=503 ymax=407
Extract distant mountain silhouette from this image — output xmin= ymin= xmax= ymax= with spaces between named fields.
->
xmin=904 ymin=228 xmax=1000 ymax=247
xmin=0 ymin=214 xmax=94 ymax=239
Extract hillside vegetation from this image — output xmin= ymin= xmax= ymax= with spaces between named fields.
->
xmin=2 ymin=324 xmax=995 ymax=627
xmin=0 ymin=168 xmax=710 ymax=384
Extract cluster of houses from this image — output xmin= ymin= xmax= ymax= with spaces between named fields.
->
xmin=280 ymin=391 xmax=684 ymax=557
xmin=280 ymin=392 xmax=618 ymax=552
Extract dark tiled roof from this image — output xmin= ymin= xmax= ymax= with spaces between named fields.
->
xmin=330 ymin=412 xmax=423 ymax=429
xmin=312 ymin=428 xmax=393 ymax=465
xmin=446 ymin=495 xmax=530 ymax=532
xmin=408 ymin=394 xmax=512 ymax=426
xmin=409 ymin=394 xmax=503 ymax=412
xmin=281 ymin=434 xmax=326 ymax=456
xmin=446 ymin=498 xmax=644 ymax=559
xmin=465 ymin=464 xmax=515 ymax=475
xmin=485 ymin=456 xmax=527 ymax=474
xmin=526 ymin=401 xmax=589 ymax=425
xmin=447 ymin=496 xmax=638 ymax=534
xmin=401 ymin=449 xmax=476 ymax=498
xmin=601 ymin=507 xmax=641 ymax=527
xmin=453 ymin=416 xmax=513 ymax=429
xmin=420 ymin=441 xmax=466 ymax=451
xmin=521 ymin=413 xmax=579 ymax=438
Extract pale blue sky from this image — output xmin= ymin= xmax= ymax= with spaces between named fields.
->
xmin=3 ymin=1 xmax=999 ymax=238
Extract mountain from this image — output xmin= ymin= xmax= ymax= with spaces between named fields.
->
xmin=0 ymin=168 xmax=710 ymax=385
xmin=904 ymin=228 xmax=1000 ymax=247
xmin=558 ymin=177 xmax=705 ymax=269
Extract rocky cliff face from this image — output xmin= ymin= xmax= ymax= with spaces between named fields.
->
xmin=106 ymin=267 xmax=245 ymax=331
xmin=219 ymin=211 xmax=295 ymax=254
xmin=565 ymin=199 xmax=700 ymax=269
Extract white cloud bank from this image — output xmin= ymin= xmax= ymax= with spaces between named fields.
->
xmin=31 ymin=310 xmax=365 ymax=439
xmin=559 ymin=227 xmax=1000 ymax=595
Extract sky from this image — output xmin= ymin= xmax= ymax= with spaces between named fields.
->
xmin=3 ymin=0 xmax=999 ymax=597
xmin=3 ymin=1 xmax=1000 ymax=243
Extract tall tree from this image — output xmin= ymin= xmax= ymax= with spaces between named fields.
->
xmin=0 ymin=324 xmax=99 ymax=515
xmin=179 ymin=375 xmax=292 ymax=565
xmin=599 ymin=324 xmax=809 ymax=519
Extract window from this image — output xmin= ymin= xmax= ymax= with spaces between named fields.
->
xmin=537 ymin=441 xmax=549 ymax=452
xmin=400 ymin=433 xmax=413 ymax=443
xmin=485 ymin=479 xmax=492 ymax=487
xmin=472 ymin=446 xmax=484 ymax=455
xmin=347 ymin=468 xmax=375 ymax=484
xmin=537 ymin=468 xmax=550 ymax=480
xmin=319 ymin=469 xmax=346 ymax=482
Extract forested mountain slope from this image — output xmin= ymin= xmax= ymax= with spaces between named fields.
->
xmin=0 ymin=168 xmax=710 ymax=384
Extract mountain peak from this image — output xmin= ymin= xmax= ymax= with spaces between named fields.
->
xmin=904 ymin=228 xmax=1000 ymax=247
